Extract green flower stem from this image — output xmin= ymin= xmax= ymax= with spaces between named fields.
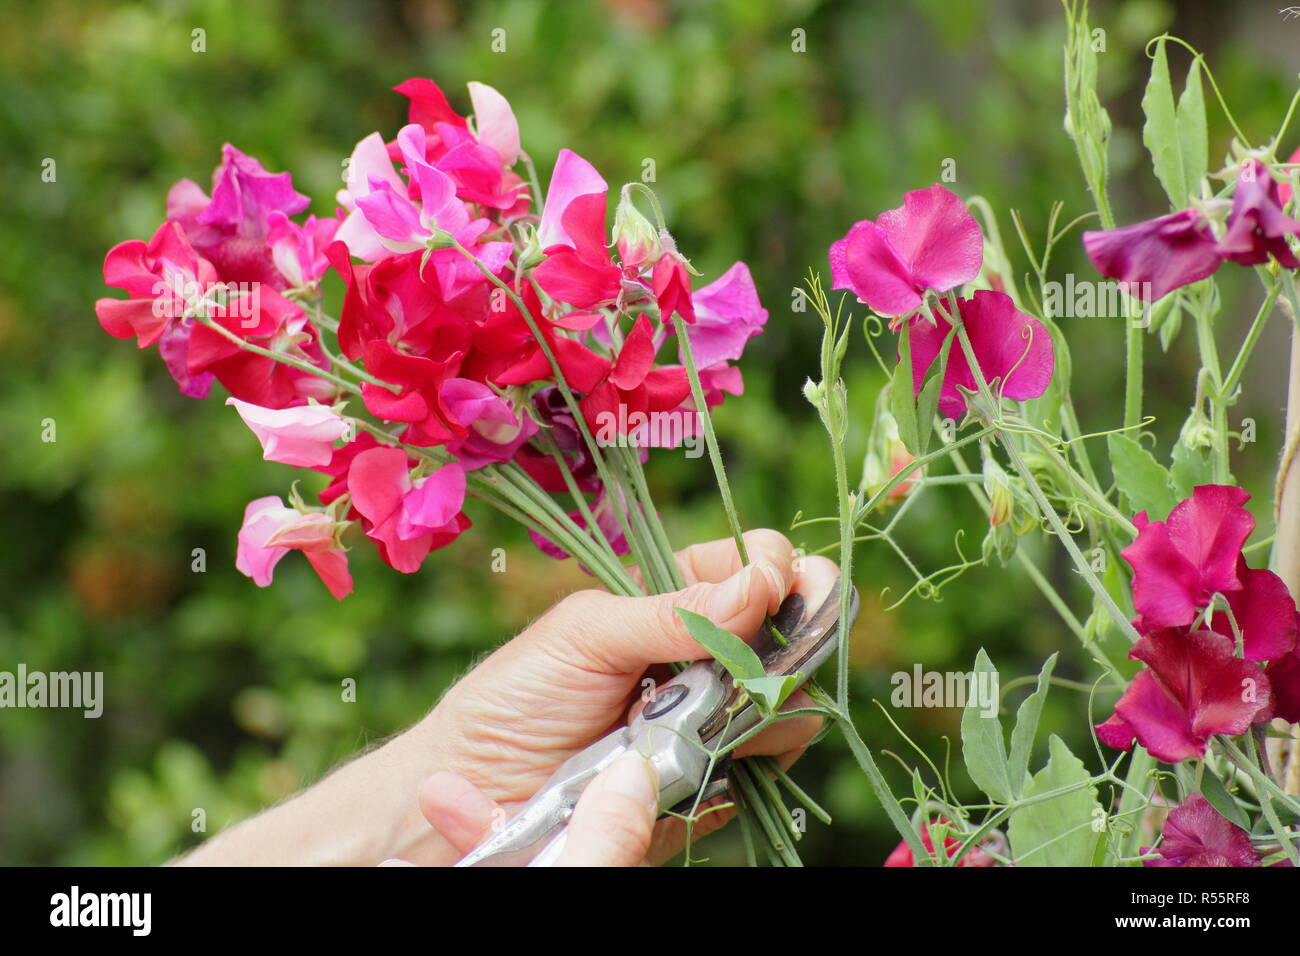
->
xmin=1193 ymin=307 xmax=1231 ymax=484
xmin=806 ymin=683 xmax=931 ymax=866
xmin=449 ymin=239 xmax=652 ymax=576
xmin=604 ymin=448 xmax=676 ymax=593
xmin=945 ymin=439 xmax=1127 ymax=680
xmin=951 ymin=319 xmax=1141 ymax=642
xmin=614 ymin=444 xmax=685 ymax=590
xmin=533 ymin=427 xmax=632 ymax=586
xmin=672 ymin=314 xmax=750 ymax=565
xmin=193 ymin=315 xmax=361 ymax=397
xmin=1220 ymin=270 xmax=1283 ymax=400
xmin=491 ymin=461 xmax=639 ymax=594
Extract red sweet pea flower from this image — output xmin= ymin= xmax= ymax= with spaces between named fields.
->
xmin=578 ymin=315 xmax=691 ymax=435
xmin=1095 ymin=628 xmax=1272 ymax=764
xmin=883 ymin=817 xmax=995 ymax=867
xmin=1144 ymin=794 xmax=1260 ymax=867
xmin=346 ymin=447 xmax=469 ymax=573
xmin=652 ymin=251 xmax=696 ymax=325
xmin=1121 ymin=485 xmax=1254 ymax=634
xmin=830 ymin=184 xmax=983 ymax=317
xmin=1208 ymin=560 xmax=1299 ymax=663
xmin=906 ymin=289 xmax=1055 ymax=418
xmin=186 ymin=289 xmax=335 ymax=409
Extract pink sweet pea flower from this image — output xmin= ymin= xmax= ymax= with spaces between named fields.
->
xmin=683 ymin=262 xmax=768 ymax=369
xmin=906 ymin=289 xmax=1054 ymax=418
xmin=1082 ymin=209 xmax=1222 ymax=302
xmin=235 ymin=496 xmax=353 ymax=600
xmin=226 ymin=398 xmax=351 ymax=468
xmin=1210 ymin=561 xmax=1300 ymax=663
xmin=829 ymin=184 xmax=983 ymax=316
xmin=267 ymin=211 xmax=341 ymax=289
xmin=467 ymin=81 xmax=520 ymax=167
xmin=533 ymin=150 xmax=624 ymax=310
xmin=1144 ymin=794 xmax=1260 ymax=867
xmin=537 ymin=148 xmax=609 ymax=250
xmin=347 ymin=447 xmax=469 ymax=573
xmin=1218 ymin=159 xmax=1300 ymax=269
xmin=1121 ymin=485 xmax=1254 ymax=633
xmin=1095 ymin=628 xmax=1272 ymax=763
xmin=440 ymin=378 xmax=539 ymax=469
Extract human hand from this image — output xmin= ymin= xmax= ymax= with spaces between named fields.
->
xmin=403 ymin=529 xmax=839 ymax=866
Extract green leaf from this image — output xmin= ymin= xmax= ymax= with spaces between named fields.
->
xmin=1008 ymin=735 xmax=1102 ymax=867
xmin=735 ymin=673 xmax=802 ymax=713
xmin=1199 ymin=771 xmax=1251 ymax=831
xmin=1007 ymin=652 xmax=1058 ymax=798
xmin=891 ymin=320 xmax=922 ymax=455
xmin=1142 ymin=38 xmax=1190 ymax=207
xmin=1176 ymin=57 xmax=1207 ymax=201
xmin=1108 ymin=433 xmax=1178 ymax=520
xmin=1169 ymin=440 xmax=1215 ymax=499
xmin=674 ymin=608 xmax=764 ymax=680
xmin=960 ymin=648 xmax=1013 ymax=803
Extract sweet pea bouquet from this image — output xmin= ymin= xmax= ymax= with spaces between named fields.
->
xmin=96 ymin=1 xmax=1300 ymax=867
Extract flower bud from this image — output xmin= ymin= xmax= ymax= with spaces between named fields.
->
xmin=612 ymin=194 xmax=660 ymax=272
xmin=982 ymin=520 xmax=1017 ymax=566
xmin=983 ymin=457 xmax=1015 ymax=527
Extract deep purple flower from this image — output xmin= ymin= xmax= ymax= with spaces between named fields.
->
xmin=1144 ymin=794 xmax=1260 ymax=867
xmin=1082 ymin=209 xmax=1221 ymax=302
xmin=1218 ymin=159 xmax=1300 ymax=269
xmin=1096 ymin=628 xmax=1272 ymax=764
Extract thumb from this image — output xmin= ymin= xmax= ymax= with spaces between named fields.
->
xmin=555 ymin=752 xmax=659 ymax=866
xmin=537 ymin=561 xmax=784 ymax=673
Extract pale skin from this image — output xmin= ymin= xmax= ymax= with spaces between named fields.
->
xmin=177 ymin=529 xmax=835 ymax=867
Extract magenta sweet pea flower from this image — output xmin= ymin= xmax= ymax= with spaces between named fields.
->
xmin=529 ymin=487 xmax=631 ymax=563
xmin=1210 ymin=561 xmax=1300 ymax=663
xmin=1121 ymin=485 xmax=1254 ymax=633
xmin=829 ymin=184 xmax=983 ymax=316
xmin=226 ymin=398 xmax=351 ymax=468
xmin=166 ymin=145 xmax=311 ymax=289
xmin=1218 ymin=159 xmax=1300 ymax=269
xmin=346 ymin=447 xmax=469 ymax=573
xmin=1095 ymin=628 xmax=1272 ymax=763
xmin=235 ymin=496 xmax=352 ymax=600
xmin=1144 ymin=794 xmax=1260 ymax=867
xmin=906 ymin=289 xmax=1055 ymax=418
xmin=1082 ymin=209 xmax=1222 ymax=302
xmin=1266 ymin=649 xmax=1300 ymax=723
xmin=687 ymin=263 xmax=768 ymax=361
xmin=440 ymin=378 xmax=538 ymax=469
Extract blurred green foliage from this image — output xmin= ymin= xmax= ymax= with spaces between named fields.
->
xmin=1 ymin=0 xmax=1295 ymax=865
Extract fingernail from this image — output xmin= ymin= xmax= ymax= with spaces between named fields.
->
xmin=755 ymin=560 xmax=785 ymax=611
xmin=707 ymin=566 xmax=753 ymax=621
xmin=606 ymin=752 xmax=659 ymax=814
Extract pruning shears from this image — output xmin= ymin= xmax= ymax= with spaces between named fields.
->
xmin=455 ymin=576 xmax=859 ymax=866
